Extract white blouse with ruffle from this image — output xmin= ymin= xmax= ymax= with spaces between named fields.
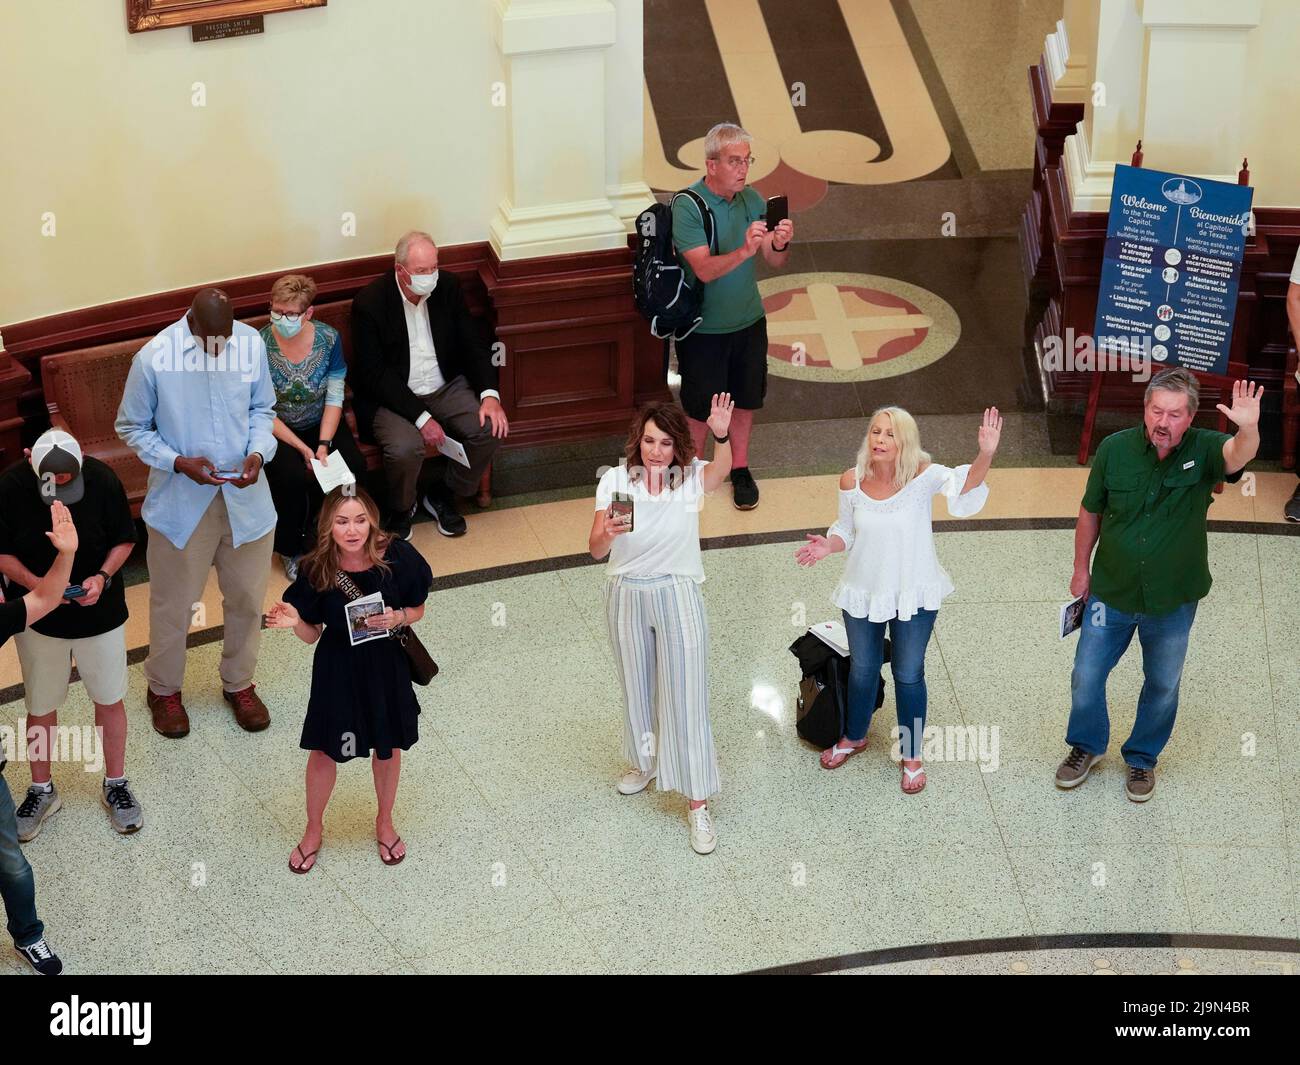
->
xmin=827 ymin=463 xmax=988 ymax=622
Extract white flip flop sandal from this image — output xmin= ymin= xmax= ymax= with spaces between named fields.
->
xmin=821 ymin=739 xmax=867 ymax=770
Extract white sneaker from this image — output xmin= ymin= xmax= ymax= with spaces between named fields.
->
xmin=616 ymin=766 xmax=657 ymax=795
xmin=688 ymin=804 xmax=716 ymax=855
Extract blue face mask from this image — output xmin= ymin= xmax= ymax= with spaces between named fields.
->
xmin=406 ymin=269 xmax=438 ymax=296
xmin=272 ymin=315 xmax=304 ymax=340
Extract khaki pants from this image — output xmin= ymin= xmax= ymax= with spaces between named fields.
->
xmin=145 ymin=493 xmax=273 ymax=696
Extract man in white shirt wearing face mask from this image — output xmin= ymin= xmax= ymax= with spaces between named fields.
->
xmin=349 ymin=230 xmax=509 ymax=540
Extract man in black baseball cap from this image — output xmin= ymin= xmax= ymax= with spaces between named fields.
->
xmin=28 ymin=429 xmax=85 ymax=506
xmin=0 ymin=429 xmax=141 ymax=848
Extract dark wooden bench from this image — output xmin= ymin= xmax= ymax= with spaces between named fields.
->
xmin=40 ymin=299 xmax=491 ymax=516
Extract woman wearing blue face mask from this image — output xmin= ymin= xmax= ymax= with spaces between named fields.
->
xmin=260 ymin=274 xmax=367 ymax=580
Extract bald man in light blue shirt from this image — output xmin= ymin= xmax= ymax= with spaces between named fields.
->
xmin=116 ymin=288 xmax=279 ymax=738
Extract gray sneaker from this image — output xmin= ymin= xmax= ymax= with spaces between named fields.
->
xmin=102 ymin=779 xmax=144 ymax=834
xmin=1054 ymin=746 xmax=1102 ymax=789
xmin=15 ymin=785 xmax=61 ymax=842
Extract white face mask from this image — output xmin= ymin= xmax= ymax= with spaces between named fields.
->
xmin=405 ymin=268 xmax=438 ymax=296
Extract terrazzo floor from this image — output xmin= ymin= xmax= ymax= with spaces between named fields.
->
xmin=3 ymin=510 xmax=1297 ymax=975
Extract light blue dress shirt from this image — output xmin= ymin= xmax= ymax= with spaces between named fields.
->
xmin=115 ymin=315 xmax=279 ymax=549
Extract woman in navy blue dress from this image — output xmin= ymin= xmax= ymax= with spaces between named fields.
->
xmin=266 ymin=486 xmax=433 ymax=872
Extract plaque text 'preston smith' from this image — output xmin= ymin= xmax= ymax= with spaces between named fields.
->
xmin=192 ymin=16 xmax=265 ymax=43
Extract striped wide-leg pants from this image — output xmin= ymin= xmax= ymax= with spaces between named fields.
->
xmin=603 ymin=574 xmax=720 ymax=801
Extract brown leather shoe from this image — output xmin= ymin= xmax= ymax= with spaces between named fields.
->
xmin=1125 ymin=764 xmax=1156 ymax=802
xmin=1054 ymin=745 xmax=1101 ymax=788
xmin=223 ymin=684 xmax=270 ymax=732
xmin=147 ymin=689 xmax=190 ymax=739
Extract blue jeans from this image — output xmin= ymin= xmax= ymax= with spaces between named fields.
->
xmin=0 ymin=772 xmax=43 ymax=948
xmin=842 ymin=608 xmax=938 ymax=759
xmin=1066 ymin=595 xmax=1197 ymax=770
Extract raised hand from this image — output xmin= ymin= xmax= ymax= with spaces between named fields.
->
xmin=45 ymin=500 xmax=78 ymax=555
xmin=1216 ymin=379 xmax=1262 ymax=429
xmin=707 ymin=392 xmax=735 ymax=438
xmin=977 ymin=406 xmax=1003 ymax=456
xmin=795 ymin=533 xmax=832 ymax=568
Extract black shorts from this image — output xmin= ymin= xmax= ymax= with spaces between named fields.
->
xmin=675 ymin=317 xmax=767 ymax=421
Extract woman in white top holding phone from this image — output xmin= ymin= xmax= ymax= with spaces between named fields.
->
xmin=590 ymin=394 xmax=734 ymax=854
xmin=796 ymin=406 xmax=1000 ymax=792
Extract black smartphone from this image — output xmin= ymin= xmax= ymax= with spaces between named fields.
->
xmin=64 ymin=585 xmax=86 ymax=600
xmin=764 ymin=194 xmax=788 ymax=230
xmin=609 ymin=493 xmax=634 ymax=532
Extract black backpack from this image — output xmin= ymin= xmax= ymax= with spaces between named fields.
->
xmin=632 ymin=189 xmax=715 ymax=341
xmin=789 ymin=631 xmax=889 ymax=750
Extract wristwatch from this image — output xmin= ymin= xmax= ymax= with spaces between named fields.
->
xmin=319 ymin=439 xmax=335 ymax=453
xmin=714 ymin=432 xmax=730 ymax=444
xmin=96 ymin=570 xmax=112 ymax=588
xmin=772 ymin=241 xmax=789 ymax=252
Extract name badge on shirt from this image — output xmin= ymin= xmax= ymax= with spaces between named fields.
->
xmin=1182 ymin=460 xmax=1195 ymax=470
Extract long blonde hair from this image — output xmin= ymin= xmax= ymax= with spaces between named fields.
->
xmin=855 ymin=407 xmax=929 ymax=490
xmin=301 ymin=486 xmax=392 ymax=591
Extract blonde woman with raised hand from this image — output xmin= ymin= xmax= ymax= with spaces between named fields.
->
xmin=796 ymin=407 xmax=1000 ymax=792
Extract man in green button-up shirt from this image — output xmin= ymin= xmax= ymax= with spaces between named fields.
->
xmin=1055 ymin=368 xmax=1262 ymax=802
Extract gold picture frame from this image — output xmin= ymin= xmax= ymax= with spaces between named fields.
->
xmin=126 ymin=0 xmax=326 ymax=33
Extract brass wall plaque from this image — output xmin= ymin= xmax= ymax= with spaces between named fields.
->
xmin=192 ymin=15 xmax=264 ymax=41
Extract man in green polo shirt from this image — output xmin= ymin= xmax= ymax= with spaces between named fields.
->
xmin=1056 ymin=368 xmax=1261 ymax=801
xmin=671 ymin=122 xmax=794 ymax=510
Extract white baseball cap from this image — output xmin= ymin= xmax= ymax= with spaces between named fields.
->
xmin=30 ymin=429 xmax=85 ymax=506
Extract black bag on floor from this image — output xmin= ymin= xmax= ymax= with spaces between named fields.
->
xmin=789 ymin=631 xmax=889 ymax=749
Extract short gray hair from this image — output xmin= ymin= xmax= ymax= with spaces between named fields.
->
xmin=704 ymin=122 xmax=751 ymax=160
xmin=1145 ymin=367 xmax=1199 ymax=415
xmin=394 ymin=230 xmax=436 ymax=265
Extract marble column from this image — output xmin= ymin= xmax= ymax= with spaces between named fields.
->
xmin=489 ymin=0 xmax=629 ymax=260
xmin=1045 ymin=0 xmax=1098 ymax=106
xmin=604 ymin=0 xmax=655 ymax=231
xmin=1062 ymin=0 xmax=1261 ymax=213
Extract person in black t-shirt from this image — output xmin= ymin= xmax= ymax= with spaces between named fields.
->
xmin=0 ymin=498 xmax=77 ymax=975
xmin=0 ymin=431 xmax=141 ymax=840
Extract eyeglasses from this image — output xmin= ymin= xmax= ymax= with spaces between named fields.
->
xmin=268 ymin=310 xmax=304 ymax=323
xmin=713 ymin=154 xmax=755 ymax=169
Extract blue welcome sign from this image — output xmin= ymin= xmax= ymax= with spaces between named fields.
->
xmin=1094 ymin=164 xmax=1253 ymax=377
